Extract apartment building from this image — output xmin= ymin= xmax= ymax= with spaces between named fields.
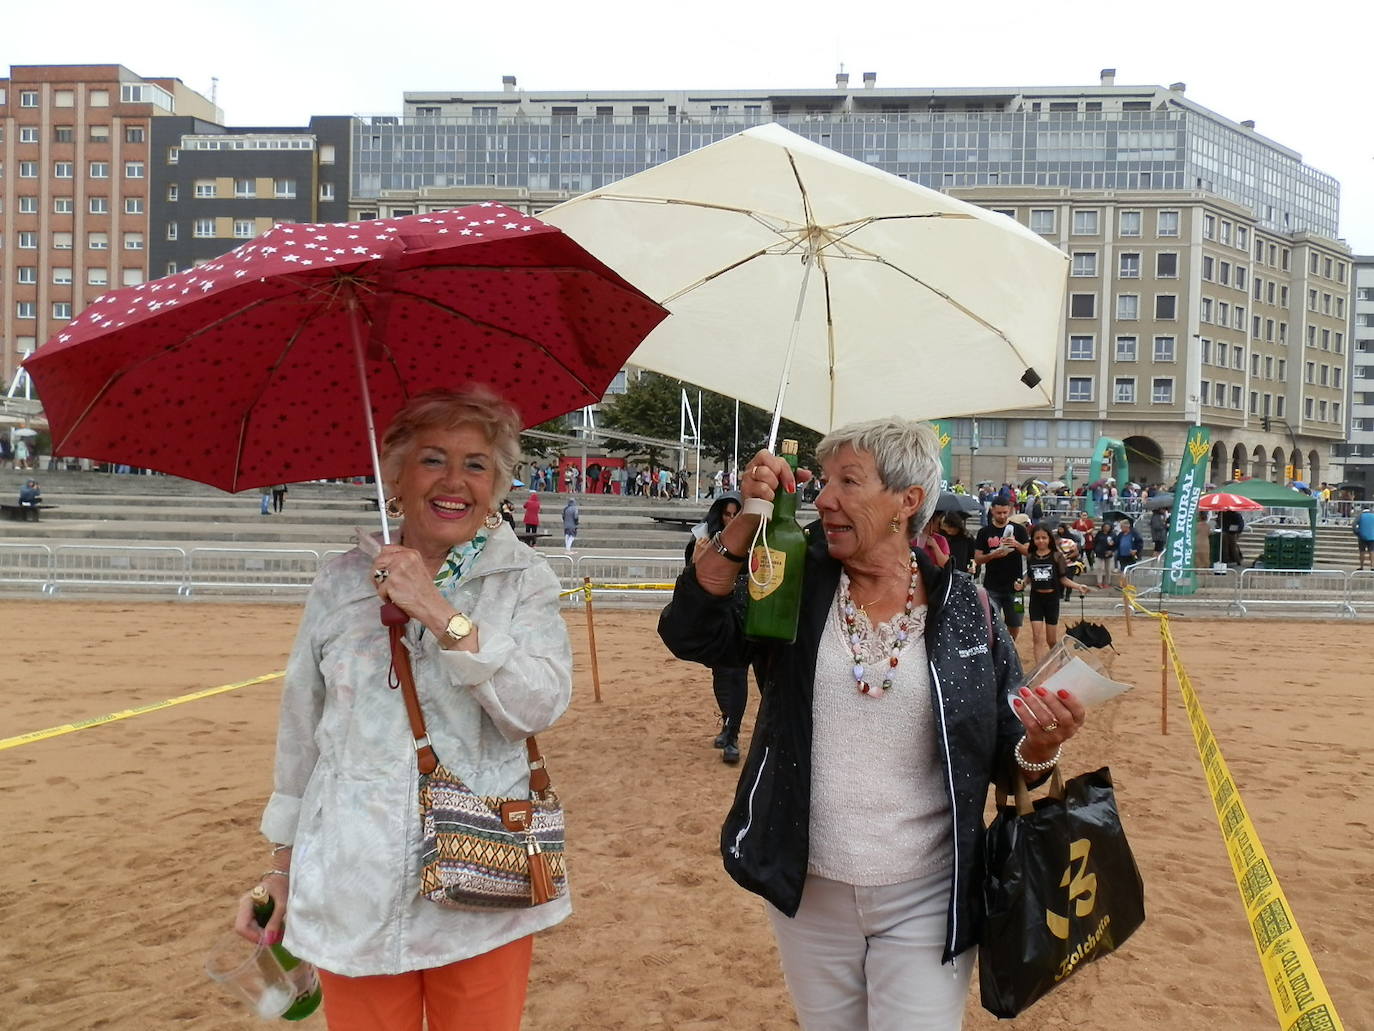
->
xmin=350 ymin=71 xmax=1352 ymax=486
xmin=0 ymin=64 xmax=220 ymax=388
xmin=1343 ymin=257 xmax=1374 ymax=494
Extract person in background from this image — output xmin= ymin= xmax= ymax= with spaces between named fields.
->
xmin=272 ymin=484 xmax=289 ymax=514
xmin=1057 ymin=535 xmax=1087 ymax=602
xmin=1115 ymin=517 xmax=1143 ymax=570
xmin=1025 ymin=523 xmax=1091 ymax=664
xmin=18 ymin=479 xmax=41 ymax=507
xmin=1148 ymin=506 xmax=1168 ymax=554
xmin=562 ymin=496 xmax=579 ymax=551
xmin=260 ymin=485 xmax=273 ymax=516
xmin=523 ymin=491 xmax=541 ymax=538
xmin=659 ymin=420 xmax=1085 ymax=1030
xmin=499 ymin=497 xmax=515 ymax=529
xmin=974 ymin=497 xmax=1029 ymax=639
xmin=1092 ymin=520 xmax=1116 ymax=583
xmin=1354 ymin=506 xmax=1374 ymax=571
xmin=233 ymin=386 xmax=573 ymax=1031
xmin=941 ymin=511 xmax=975 ymax=575
xmin=1220 ymin=508 xmax=1246 ymax=567
xmin=916 ymin=510 xmax=951 ymax=568
xmin=684 ymin=493 xmax=751 ymax=763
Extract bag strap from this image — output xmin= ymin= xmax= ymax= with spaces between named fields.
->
xmin=387 ymin=619 xmax=551 ymax=793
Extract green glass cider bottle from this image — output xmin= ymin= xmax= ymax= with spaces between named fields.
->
xmin=251 ymin=886 xmax=323 ymax=1021
xmin=745 ymin=439 xmax=807 ymax=643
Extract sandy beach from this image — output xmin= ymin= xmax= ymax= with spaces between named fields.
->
xmin=3 ymin=598 xmax=1370 ymax=1030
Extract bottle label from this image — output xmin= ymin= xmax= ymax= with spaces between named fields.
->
xmin=748 ymin=547 xmax=787 ymax=601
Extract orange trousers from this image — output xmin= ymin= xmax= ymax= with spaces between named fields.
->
xmin=317 ymin=935 xmax=533 ymax=1031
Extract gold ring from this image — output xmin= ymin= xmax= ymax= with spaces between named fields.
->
xmin=1042 ymin=721 xmax=1059 ymax=732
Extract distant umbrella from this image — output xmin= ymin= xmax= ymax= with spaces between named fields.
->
xmin=936 ymin=491 xmax=981 ymax=516
xmin=1143 ymin=494 xmax=1174 ymax=511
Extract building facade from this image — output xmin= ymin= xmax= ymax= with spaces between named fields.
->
xmin=346 ymin=72 xmax=1352 ymax=487
xmin=1343 ymin=257 xmax=1374 ymax=495
xmin=0 ymin=64 xmax=220 ymax=388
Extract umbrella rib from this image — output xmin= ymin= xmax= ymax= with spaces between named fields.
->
xmin=376 ymin=286 xmax=604 ymax=398
xmin=658 ymin=246 xmax=777 ymax=306
xmin=577 ymin=194 xmax=800 ymax=234
xmin=820 ymin=256 xmax=837 ymax=433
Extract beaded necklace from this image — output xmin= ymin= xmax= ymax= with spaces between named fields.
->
xmin=839 ymin=555 xmax=921 ymax=695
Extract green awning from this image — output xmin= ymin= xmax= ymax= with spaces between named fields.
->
xmin=1222 ymin=480 xmax=1317 ymax=531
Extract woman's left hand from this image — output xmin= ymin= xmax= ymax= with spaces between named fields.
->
xmin=1012 ymin=685 xmax=1086 ymax=762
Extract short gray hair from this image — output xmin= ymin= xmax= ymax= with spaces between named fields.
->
xmin=380 ymin=385 xmax=521 ymax=500
xmin=816 ymin=417 xmax=942 ymax=536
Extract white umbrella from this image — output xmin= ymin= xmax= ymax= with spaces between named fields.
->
xmin=11 ymin=427 xmax=38 ymax=437
xmin=545 ymin=123 xmax=1067 ymax=445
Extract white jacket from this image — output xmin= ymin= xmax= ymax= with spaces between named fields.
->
xmin=260 ymin=522 xmax=574 ymax=975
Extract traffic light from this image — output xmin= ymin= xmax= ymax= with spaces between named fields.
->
xmin=1262 ymin=416 xmax=1271 ymax=432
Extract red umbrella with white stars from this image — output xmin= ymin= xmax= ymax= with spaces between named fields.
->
xmin=25 ymin=203 xmax=667 ymax=538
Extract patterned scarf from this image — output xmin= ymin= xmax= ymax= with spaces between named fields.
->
xmin=432 ymin=532 xmax=489 ymax=592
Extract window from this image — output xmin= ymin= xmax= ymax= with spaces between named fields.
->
xmin=233 ymin=219 xmax=255 ymax=238
xmin=124 ymin=197 xmax=143 ymax=215
xmin=1281 ymin=249 xmax=1290 ymax=271
xmin=1310 ymin=252 xmax=1320 ymax=274
xmin=1022 ymin=420 xmax=1050 ymax=448
xmin=17 ymin=231 xmax=37 ymax=249
xmin=1278 ymin=359 xmax=1286 ymax=380
xmin=274 ymin=178 xmax=297 ymax=198
xmin=194 ymin=218 xmax=215 ymax=238
xmin=1277 ymin=396 xmax=1286 ymax=417
xmin=1119 ymin=210 xmax=1142 ymax=237
xmin=1319 ymin=365 xmax=1329 ymax=386
xmin=1029 ymin=209 xmax=1055 ymax=234
xmin=1232 ymin=347 xmax=1243 ymax=371
xmin=1199 ymin=381 xmax=1210 ymax=406
xmin=1220 ymin=221 xmax=1232 ymax=246
xmin=1071 ymin=252 xmax=1098 ymax=277
xmin=319 ymin=182 xmax=335 ymax=201
xmin=1236 ymin=226 xmax=1249 ymax=249
xmin=1200 ymin=298 xmax=1213 ymax=323
xmin=1113 ymin=377 xmax=1137 ymax=404
xmin=90 ymin=161 xmax=110 ymax=178
xmin=194 ymin=179 xmax=217 ymax=198
xmin=1157 ymin=210 xmax=1179 ymax=237
xmin=124 ymin=161 xmax=144 ymax=178
xmin=17 ymin=267 xmax=36 ymax=284
xmin=1067 ymin=377 xmax=1094 ymax=402
xmin=17 ymin=161 xmax=38 ymax=178
xmin=89 ymin=124 xmax=109 ymax=143
xmin=51 ymin=267 xmax=71 ymax=285
xmin=1069 ymin=294 xmax=1096 ymax=318
xmin=1056 ymin=420 xmax=1096 ymax=447
xmin=90 ymin=89 xmax=109 ymax=107
xmin=1233 ymin=305 xmax=1245 ymax=330
xmin=167 ymin=147 xmax=180 ymax=164
xmin=1231 ymin=385 xmax=1243 ymax=409
xmin=165 ymin=222 xmax=178 ymax=240
xmin=1115 ymin=336 xmax=1138 ymax=361
xmin=1253 ymin=315 xmax=1262 ymax=339
xmin=89 ymin=197 xmax=109 ymax=214
xmin=165 ymin=262 xmax=178 ymax=276
xmin=1252 ymin=354 xmax=1262 ymax=377
xmin=1280 ymin=286 xmax=1288 ymax=307
xmin=1203 ymin=214 xmax=1216 ymax=239
xmin=1202 ymin=256 xmax=1213 ymax=281
xmin=1155 ymin=295 xmax=1177 ymax=320
xmin=167 ymin=184 xmax=179 ymax=201
xmin=1319 ymin=400 xmax=1329 ymax=420
xmin=1155 ymin=253 xmax=1178 ymax=278
xmin=52 ymin=302 xmax=72 ymax=320
xmin=1235 ymin=267 xmax=1247 ymax=290
xmin=1216 ymin=342 xmax=1229 ymax=367
xmin=125 ymin=125 xmax=145 ymax=143
xmin=1118 ymin=253 xmax=1141 ymax=279
xmin=1321 ymin=328 xmax=1330 ymax=350
xmin=19 ymin=91 xmax=38 ymax=107
xmin=1153 ymin=336 xmax=1176 ymax=362
xmin=123 ymin=232 xmax=143 ymax=250
xmin=88 ymin=232 xmax=109 ymax=250
xmin=1305 ymin=398 xmax=1315 ymax=419
xmin=1071 ymin=210 xmax=1099 ymax=235
xmin=18 ymin=196 xmax=37 ymax=214
xmin=320 ymin=144 xmax=336 ymax=164
xmin=1334 ymin=332 xmax=1344 ymax=354
xmin=53 ymin=197 xmax=73 ymax=214
xmin=1250 ymin=391 xmax=1260 ymax=414
xmin=52 ymin=231 xmax=72 ymax=250
xmin=979 ymin=419 xmax=1009 ymax=447
xmin=1199 ymin=338 xmax=1212 ymax=364
xmin=1116 ymin=294 xmax=1139 ymax=320
xmin=122 ymin=268 xmax=144 ymax=287
xmin=1218 ymin=261 xmax=1230 ymax=286
xmin=16 ymin=302 xmax=36 ymax=319
xmin=1068 ymin=335 xmax=1095 ymax=361
xmin=19 ymin=127 xmax=39 ymax=143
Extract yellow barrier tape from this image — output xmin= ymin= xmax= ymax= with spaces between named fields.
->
xmin=1124 ymin=588 xmax=1344 ymax=1030
xmin=558 ymin=582 xmax=675 ymax=598
xmin=0 ymin=671 xmax=284 ymax=752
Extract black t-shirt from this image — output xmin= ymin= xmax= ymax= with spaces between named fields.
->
xmin=975 ymin=521 xmax=1027 ymax=591
xmin=1026 ymin=550 xmax=1065 ymax=593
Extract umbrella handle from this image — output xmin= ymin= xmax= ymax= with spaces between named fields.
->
xmin=380 ymin=601 xmax=408 ymax=628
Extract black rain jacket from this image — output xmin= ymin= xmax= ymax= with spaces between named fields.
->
xmin=658 ymin=523 xmax=1027 ymax=963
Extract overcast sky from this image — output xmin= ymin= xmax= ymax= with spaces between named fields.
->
xmin=12 ymin=0 xmax=1373 ymax=252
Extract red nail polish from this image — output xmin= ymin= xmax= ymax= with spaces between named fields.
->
xmin=1057 ymin=689 xmax=1070 ymax=700
xmin=1012 ymin=697 xmax=1024 ymax=707
xmin=1034 ymin=687 xmax=1048 ymax=697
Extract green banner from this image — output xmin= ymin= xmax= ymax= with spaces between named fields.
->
xmin=1162 ymin=426 xmax=1211 ymax=595
xmin=931 ymin=420 xmax=953 ymax=488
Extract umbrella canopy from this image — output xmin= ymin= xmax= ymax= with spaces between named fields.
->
xmin=935 ymin=490 xmax=981 ymax=516
xmin=1143 ymin=494 xmax=1174 ymax=511
xmin=543 ymin=123 xmax=1067 ymax=437
xmin=1198 ymin=493 xmax=1265 ymax=512
xmin=25 ymin=205 xmax=667 ymax=494
xmin=11 ymin=427 xmax=38 ymax=437
xmin=1219 ymin=479 xmax=1317 ymax=530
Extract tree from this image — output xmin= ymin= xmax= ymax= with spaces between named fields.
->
xmin=520 ymin=416 xmax=569 ymax=461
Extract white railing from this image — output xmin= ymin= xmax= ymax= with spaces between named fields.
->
xmin=47 ymin=544 xmax=189 ymax=595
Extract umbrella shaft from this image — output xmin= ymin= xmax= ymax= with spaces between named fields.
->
xmin=767 ymin=256 xmax=814 ymax=453
xmin=349 ymin=309 xmax=392 ymax=545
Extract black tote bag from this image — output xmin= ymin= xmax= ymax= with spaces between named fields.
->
xmin=979 ymin=766 xmax=1146 ymax=1018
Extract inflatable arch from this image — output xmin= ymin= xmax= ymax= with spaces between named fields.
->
xmin=1084 ymin=437 xmax=1129 ymax=517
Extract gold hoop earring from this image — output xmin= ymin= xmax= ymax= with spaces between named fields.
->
xmin=384 ymin=496 xmax=404 ymax=519
xmin=890 ymin=516 xmax=904 ymax=534
xmin=483 ymin=511 xmax=502 ymax=530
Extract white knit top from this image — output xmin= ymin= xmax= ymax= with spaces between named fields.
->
xmin=807 ymin=589 xmax=953 ymax=886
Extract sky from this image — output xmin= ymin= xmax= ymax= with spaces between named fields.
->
xmin=10 ymin=0 xmax=1373 ymax=252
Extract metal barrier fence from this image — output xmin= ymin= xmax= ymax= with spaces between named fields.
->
xmin=1122 ymin=560 xmax=1359 ymax=618
xmin=1350 ymin=571 xmax=1374 ymax=613
xmin=184 ymin=548 xmax=325 ymax=595
xmin=0 ymin=543 xmax=53 ymax=590
xmin=48 ymin=544 xmax=189 ymax=595
xmin=567 ymin=554 xmax=684 ymax=602
xmin=1234 ymin=568 xmax=1355 ymax=617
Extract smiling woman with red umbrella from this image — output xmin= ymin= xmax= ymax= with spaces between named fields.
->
xmin=233 ymin=385 xmax=573 ymax=1031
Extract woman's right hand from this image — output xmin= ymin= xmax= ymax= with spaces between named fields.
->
xmin=233 ymin=874 xmax=288 ymax=946
xmin=740 ymin=449 xmax=796 ymax=507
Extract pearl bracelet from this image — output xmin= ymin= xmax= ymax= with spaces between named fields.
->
xmin=1015 ymin=736 xmax=1062 ymax=774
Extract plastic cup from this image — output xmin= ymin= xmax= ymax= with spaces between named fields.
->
xmin=204 ymin=930 xmax=296 ymax=1020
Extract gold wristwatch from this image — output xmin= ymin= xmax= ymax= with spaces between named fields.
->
xmin=442 ymin=612 xmax=474 ymax=645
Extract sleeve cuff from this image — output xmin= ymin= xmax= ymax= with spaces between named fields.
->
xmin=432 ymin=629 xmax=517 ymax=685
xmin=260 ymin=792 xmax=302 ymax=845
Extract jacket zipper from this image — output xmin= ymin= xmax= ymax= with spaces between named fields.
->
xmin=728 ymin=746 xmax=770 ymax=859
